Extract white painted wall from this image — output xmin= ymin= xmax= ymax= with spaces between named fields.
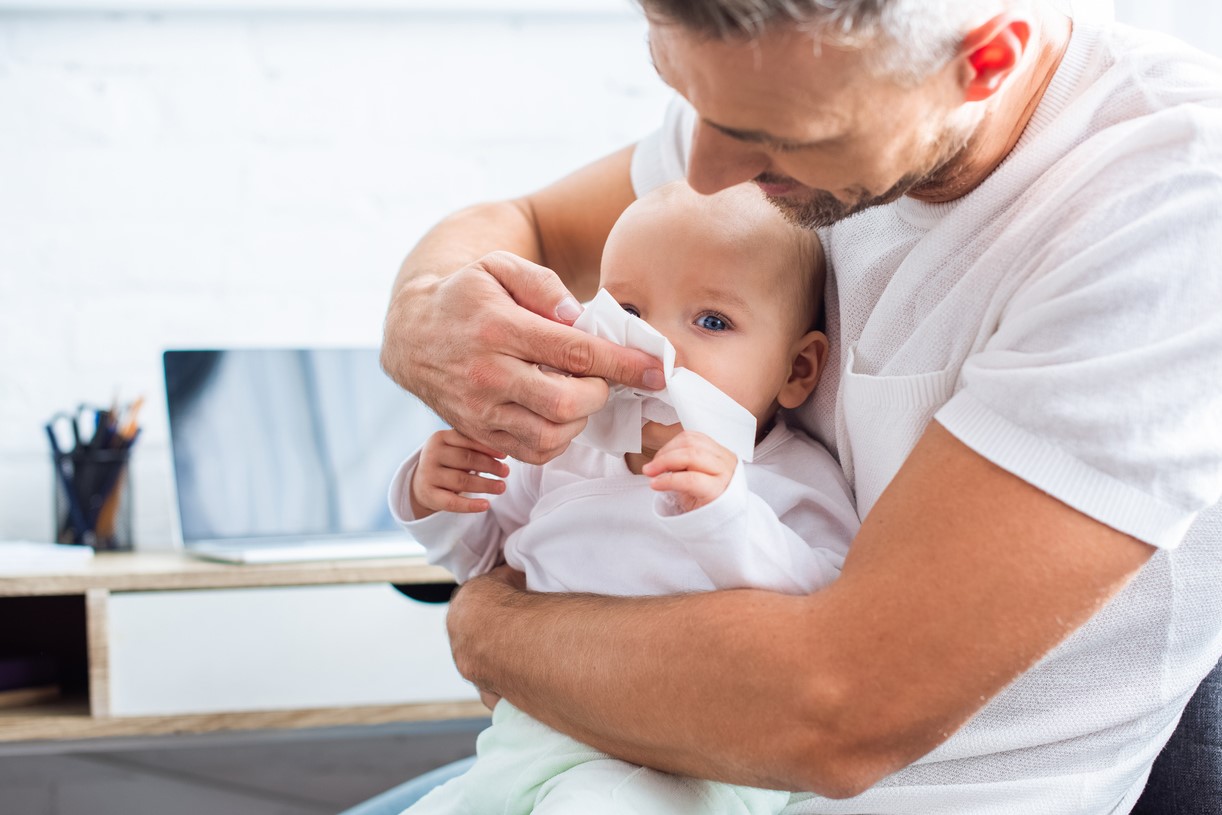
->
xmin=1114 ymin=0 xmax=1222 ymax=56
xmin=1 ymin=0 xmax=1216 ymax=715
xmin=0 ymin=8 xmax=671 ymax=545
xmin=2 ymin=2 xmax=1219 ymax=547
xmin=0 ymin=6 xmax=672 ymax=713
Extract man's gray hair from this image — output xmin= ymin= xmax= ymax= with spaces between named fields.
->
xmin=637 ymin=0 xmax=1013 ymax=82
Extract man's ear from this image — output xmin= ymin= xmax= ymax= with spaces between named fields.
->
xmin=778 ymin=330 xmax=829 ymax=410
xmin=956 ymin=14 xmax=1032 ymax=102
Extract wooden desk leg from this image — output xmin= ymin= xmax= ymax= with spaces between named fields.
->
xmin=86 ymin=588 xmax=110 ymax=718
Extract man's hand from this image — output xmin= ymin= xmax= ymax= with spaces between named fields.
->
xmin=409 ymin=430 xmax=511 ymax=519
xmin=447 ymin=564 xmax=529 ymax=696
xmin=382 ymin=251 xmax=664 ymax=465
xmin=447 ymin=566 xmax=522 ymax=712
xmin=642 ymin=430 xmax=738 ymax=512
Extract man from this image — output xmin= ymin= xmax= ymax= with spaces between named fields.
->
xmin=381 ymin=1 xmax=1222 ymax=811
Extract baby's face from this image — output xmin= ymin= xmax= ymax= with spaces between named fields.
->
xmin=599 ymin=198 xmax=808 ymax=447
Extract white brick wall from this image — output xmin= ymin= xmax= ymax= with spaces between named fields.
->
xmin=0 ymin=9 xmax=671 ymax=544
xmin=2 ymin=4 xmax=1218 ymax=546
xmin=1113 ymin=0 xmax=1222 ymax=55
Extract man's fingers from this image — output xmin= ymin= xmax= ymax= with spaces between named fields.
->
xmin=485 ymin=405 xmax=589 ymax=465
xmin=478 ymin=250 xmax=585 ymax=324
xmin=384 ymin=250 xmax=662 ymax=467
xmin=518 ymin=319 xmax=665 ymax=391
xmin=508 ymin=367 xmax=611 ymax=425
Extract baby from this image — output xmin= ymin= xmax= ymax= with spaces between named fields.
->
xmin=388 ymin=181 xmax=860 ymax=814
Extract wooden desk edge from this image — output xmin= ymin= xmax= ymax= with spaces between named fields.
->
xmin=0 ymin=552 xmax=456 ymax=597
xmin=0 ymin=699 xmax=489 ymax=743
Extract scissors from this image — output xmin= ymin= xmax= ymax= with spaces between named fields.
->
xmin=45 ymin=407 xmax=94 ymax=543
xmin=50 ymin=402 xmax=121 ymax=452
xmin=46 ymin=403 xmax=102 ymax=454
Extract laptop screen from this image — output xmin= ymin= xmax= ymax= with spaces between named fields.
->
xmin=164 ymin=349 xmax=448 ymax=545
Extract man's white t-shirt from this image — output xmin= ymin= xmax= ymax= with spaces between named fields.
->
xmin=631 ymin=21 xmax=1222 ymax=815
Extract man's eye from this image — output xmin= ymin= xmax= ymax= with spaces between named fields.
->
xmin=622 ymin=304 xmax=641 ymax=318
xmin=696 ymin=313 xmax=729 ymax=331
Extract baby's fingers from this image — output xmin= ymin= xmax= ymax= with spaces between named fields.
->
xmin=643 ymin=441 xmax=730 ymax=478
xmin=438 ymin=429 xmax=507 ymax=461
xmin=648 ymin=470 xmax=723 ymax=506
xmin=435 ymin=442 xmax=511 ymax=479
xmin=431 ymin=467 xmax=507 ymax=498
xmin=415 ymin=465 xmax=505 ymax=514
xmin=416 ymin=485 xmax=493 ymax=515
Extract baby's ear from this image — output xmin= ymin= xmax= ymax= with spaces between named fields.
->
xmin=778 ymin=330 xmax=829 ymax=409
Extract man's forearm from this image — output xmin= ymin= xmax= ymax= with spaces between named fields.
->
xmin=391 ymin=199 xmax=544 ymax=296
xmin=448 ymin=424 xmax=1157 ymax=799
xmin=392 ymin=143 xmax=638 ymax=300
xmin=448 ymin=575 xmax=849 ymax=794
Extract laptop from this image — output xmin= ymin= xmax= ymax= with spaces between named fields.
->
xmin=164 ymin=348 xmax=446 ymax=564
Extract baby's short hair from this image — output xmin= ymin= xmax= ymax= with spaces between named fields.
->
xmin=784 ymin=225 xmax=826 ymax=335
xmin=651 ymin=181 xmax=826 ymax=337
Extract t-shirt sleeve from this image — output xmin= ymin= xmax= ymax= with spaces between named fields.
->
xmin=936 ymin=123 xmax=1222 ymax=549
xmin=630 ymin=95 xmax=695 ymax=196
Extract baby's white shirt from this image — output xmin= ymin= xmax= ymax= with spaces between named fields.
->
xmin=389 ymin=419 xmax=859 ymax=596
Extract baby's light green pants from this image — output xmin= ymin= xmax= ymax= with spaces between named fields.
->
xmin=403 ymin=700 xmax=789 ymax=815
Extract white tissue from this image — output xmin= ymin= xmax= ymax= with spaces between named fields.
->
xmin=570 ymin=289 xmax=757 ymax=462
xmin=640 ymin=397 xmax=679 ymax=425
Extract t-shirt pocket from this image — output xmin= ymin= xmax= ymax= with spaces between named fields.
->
xmin=841 ymin=345 xmax=958 ymax=519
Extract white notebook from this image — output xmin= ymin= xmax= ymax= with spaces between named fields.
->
xmin=0 ymin=541 xmax=94 ymax=573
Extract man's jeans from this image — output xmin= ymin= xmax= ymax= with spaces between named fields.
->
xmin=340 ymin=757 xmax=477 ymax=815
xmin=1130 ymin=657 xmax=1222 ymax=814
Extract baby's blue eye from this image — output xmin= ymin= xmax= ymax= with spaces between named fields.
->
xmin=697 ymin=314 xmax=729 ymax=332
xmin=622 ymin=304 xmax=640 ymax=318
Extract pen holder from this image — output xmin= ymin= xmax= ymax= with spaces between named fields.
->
xmin=52 ymin=447 xmax=134 ymax=552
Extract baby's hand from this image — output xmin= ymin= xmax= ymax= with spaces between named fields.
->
xmin=641 ymin=430 xmax=737 ymax=513
xmin=410 ymin=430 xmax=510 ymax=519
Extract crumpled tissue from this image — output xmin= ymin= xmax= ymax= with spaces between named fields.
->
xmin=570 ymin=288 xmax=757 ymax=462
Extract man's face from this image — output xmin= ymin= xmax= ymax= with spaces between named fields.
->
xmin=649 ymin=22 xmax=978 ymax=228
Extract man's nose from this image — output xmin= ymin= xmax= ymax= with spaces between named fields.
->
xmin=686 ymin=121 xmax=769 ymax=195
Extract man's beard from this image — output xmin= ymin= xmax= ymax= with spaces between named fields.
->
xmin=759 ymin=128 xmax=976 ymax=230
xmin=761 ymin=174 xmax=921 ymax=229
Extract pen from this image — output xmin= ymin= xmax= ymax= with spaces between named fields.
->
xmin=94 ymin=428 xmax=140 ymax=543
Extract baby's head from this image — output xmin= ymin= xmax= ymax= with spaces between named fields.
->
xmin=599 ymin=181 xmax=828 ymax=437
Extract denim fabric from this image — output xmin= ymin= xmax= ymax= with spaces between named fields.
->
xmin=338 ymin=757 xmax=476 ymax=815
xmin=1130 ymin=657 xmax=1222 ymax=815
